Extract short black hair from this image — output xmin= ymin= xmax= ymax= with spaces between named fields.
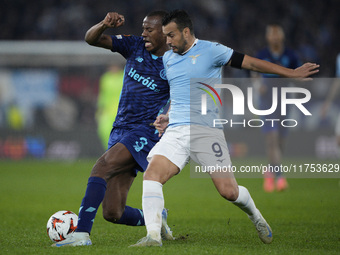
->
xmin=162 ymin=9 xmax=194 ymax=34
xmin=146 ymin=10 xmax=168 ymax=20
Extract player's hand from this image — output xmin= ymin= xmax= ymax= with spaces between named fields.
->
xmin=153 ymin=114 xmax=169 ymax=137
xmin=293 ymin=63 xmax=319 ymax=80
xmin=103 ymin=12 xmax=125 ymax=28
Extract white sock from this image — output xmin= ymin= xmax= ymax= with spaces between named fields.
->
xmin=142 ymin=180 xmax=164 ymax=241
xmin=232 ymin=186 xmax=260 ymax=220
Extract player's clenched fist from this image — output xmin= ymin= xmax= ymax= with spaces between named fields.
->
xmin=103 ymin=12 xmax=125 ymax=28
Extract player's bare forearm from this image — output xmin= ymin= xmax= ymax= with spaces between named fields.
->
xmin=242 ymin=55 xmax=319 ymax=79
xmin=85 ymin=12 xmax=125 ymax=49
xmin=85 ymin=22 xmax=111 ymax=48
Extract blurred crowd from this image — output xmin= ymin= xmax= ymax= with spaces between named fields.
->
xmin=1 ymin=0 xmax=340 ymax=76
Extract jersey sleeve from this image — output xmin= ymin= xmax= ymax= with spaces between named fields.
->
xmin=210 ymin=42 xmax=234 ymax=67
xmin=110 ymin=35 xmax=140 ymax=59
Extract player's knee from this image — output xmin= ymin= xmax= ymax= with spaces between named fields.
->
xmin=91 ymin=156 xmax=109 ymax=177
xmin=91 ymin=155 xmax=124 ymax=180
xmin=143 ymin=156 xmax=179 ymax=184
xmin=143 ymin=168 xmax=159 ymax=181
xmin=143 ymin=164 xmax=164 ymax=182
xmin=219 ymin=185 xmax=239 ymax=201
xmin=102 ymin=208 xmax=123 ymax=223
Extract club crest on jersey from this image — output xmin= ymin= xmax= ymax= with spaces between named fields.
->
xmin=189 ymin=54 xmax=200 ymax=64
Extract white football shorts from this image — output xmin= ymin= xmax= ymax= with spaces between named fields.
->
xmin=147 ymin=125 xmax=232 ymax=172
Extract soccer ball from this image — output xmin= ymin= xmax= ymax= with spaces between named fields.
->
xmin=46 ymin=210 xmax=78 ymax=242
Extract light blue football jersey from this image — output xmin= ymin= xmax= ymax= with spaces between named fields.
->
xmin=162 ymin=39 xmax=233 ymax=127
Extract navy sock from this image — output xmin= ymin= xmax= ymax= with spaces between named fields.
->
xmin=115 ymin=206 xmax=145 ymax=226
xmin=76 ymin=177 xmax=107 ymax=233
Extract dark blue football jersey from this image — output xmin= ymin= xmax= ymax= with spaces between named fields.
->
xmin=110 ymin=35 xmax=169 ymax=131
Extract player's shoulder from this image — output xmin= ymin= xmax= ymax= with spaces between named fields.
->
xmin=163 ymin=49 xmax=175 ymax=62
xmin=164 ymin=49 xmax=172 ymax=57
xmin=112 ymin=34 xmax=143 ymax=46
xmin=197 ymin=39 xmax=212 ymax=46
xmin=199 ymin=40 xmax=232 ymax=52
xmin=198 ymin=39 xmax=221 ymax=48
xmin=113 ymin=34 xmax=141 ymax=40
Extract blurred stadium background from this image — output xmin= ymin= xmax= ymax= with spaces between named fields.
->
xmin=0 ymin=0 xmax=340 ymax=161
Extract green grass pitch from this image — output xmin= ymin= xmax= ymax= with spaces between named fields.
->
xmin=0 ymin=158 xmax=339 ymax=254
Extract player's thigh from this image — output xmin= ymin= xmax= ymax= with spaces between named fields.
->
xmin=144 ymin=154 xmax=180 ymax=184
xmin=91 ymin=142 xmax=137 ymax=179
xmin=191 ymin=127 xmax=232 ymax=168
xmin=102 ymin=169 xmax=136 ymax=215
xmin=194 ymin=131 xmax=239 ymax=200
xmin=145 ymin=126 xmax=190 ymax=184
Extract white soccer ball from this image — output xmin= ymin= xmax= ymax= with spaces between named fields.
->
xmin=46 ymin=210 xmax=78 ymax=242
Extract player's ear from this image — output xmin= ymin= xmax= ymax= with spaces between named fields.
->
xmin=183 ymin=27 xmax=190 ymax=38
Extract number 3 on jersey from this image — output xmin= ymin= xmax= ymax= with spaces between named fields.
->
xmin=133 ymin=137 xmax=148 ymax=152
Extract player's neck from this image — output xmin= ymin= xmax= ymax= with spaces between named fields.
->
xmin=181 ymin=37 xmax=197 ymax=55
xmin=152 ymin=44 xmax=171 ymax=57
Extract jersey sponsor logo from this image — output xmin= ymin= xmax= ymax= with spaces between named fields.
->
xmin=135 ymin=56 xmax=144 ymax=63
xmin=127 ymin=67 xmax=160 ymax=92
xmin=160 ymin=69 xmax=167 ymax=80
xmin=189 ymin=54 xmax=200 ymax=64
xmin=133 ymin=137 xmax=148 ymax=152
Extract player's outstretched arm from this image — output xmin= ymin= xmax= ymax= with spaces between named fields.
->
xmin=85 ymin=12 xmax=125 ymax=49
xmin=241 ymin=55 xmax=319 ymax=79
